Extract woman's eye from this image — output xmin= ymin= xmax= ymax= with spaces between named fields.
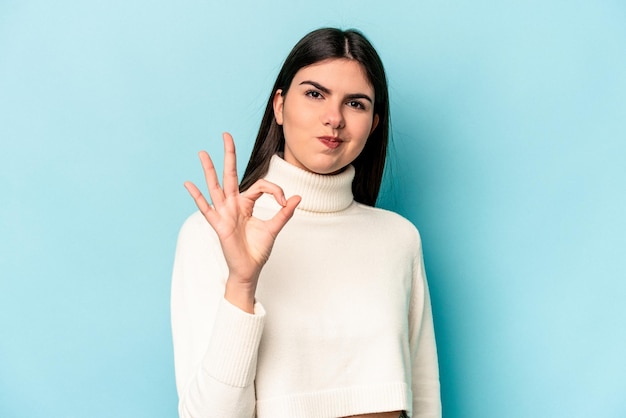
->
xmin=347 ymin=100 xmax=366 ymax=110
xmin=306 ymin=90 xmax=323 ymax=99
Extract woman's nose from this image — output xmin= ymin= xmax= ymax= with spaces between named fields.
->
xmin=322 ymin=103 xmax=345 ymax=129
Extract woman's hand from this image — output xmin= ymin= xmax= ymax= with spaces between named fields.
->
xmin=184 ymin=132 xmax=301 ymax=313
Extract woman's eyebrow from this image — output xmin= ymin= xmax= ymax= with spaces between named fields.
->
xmin=345 ymin=93 xmax=373 ymax=103
xmin=299 ymin=80 xmax=331 ymax=94
xmin=299 ymin=80 xmax=373 ymax=103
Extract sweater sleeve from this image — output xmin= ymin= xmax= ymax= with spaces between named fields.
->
xmin=171 ymin=212 xmax=265 ymax=418
xmin=408 ymin=233 xmax=442 ymax=418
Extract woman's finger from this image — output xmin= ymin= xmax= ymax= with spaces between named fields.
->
xmin=241 ymin=179 xmax=288 ymax=206
xmin=265 ymin=195 xmax=301 ymax=237
xmin=198 ymin=151 xmax=225 ymax=208
xmin=222 ymin=132 xmax=239 ymax=198
xmin=184 ymin=181 xmax=218 ymax=224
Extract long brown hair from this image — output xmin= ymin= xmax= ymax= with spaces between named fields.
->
xmin=239 ymin=28 xmax=390 ymax=206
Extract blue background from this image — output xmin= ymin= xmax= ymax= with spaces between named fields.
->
xmin=1 ymin=1 xmax=625 ymax=417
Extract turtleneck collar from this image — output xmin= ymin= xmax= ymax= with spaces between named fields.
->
xmin=262 ymin=155 xmax=355 ymax=213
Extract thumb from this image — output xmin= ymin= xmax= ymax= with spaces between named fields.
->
xmin=266 ymin=195 xmax=301 ymax=237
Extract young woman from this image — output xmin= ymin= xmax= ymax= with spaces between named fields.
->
xmin=171 ymin=28 xmax=441 ymax=418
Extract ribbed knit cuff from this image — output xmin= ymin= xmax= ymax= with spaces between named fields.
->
xmin=202 ymin=298 xmax=266 ymax=388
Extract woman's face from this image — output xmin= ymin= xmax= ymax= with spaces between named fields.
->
xmin=273 ymin=58 xmax=379 ymax=175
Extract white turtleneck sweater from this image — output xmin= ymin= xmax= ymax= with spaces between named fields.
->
xmin=171 ymin=155 xmax=441 ymax=418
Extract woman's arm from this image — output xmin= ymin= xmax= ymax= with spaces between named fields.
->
xmin=408 ymin=234 xmax=442 ymax=418
xmin=171 ymin=212 xmax=263 ymax=418
xmin=172 ymin=133 xmax=299 ymax=417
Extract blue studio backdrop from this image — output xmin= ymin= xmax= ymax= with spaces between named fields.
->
xmin=1 ymin=1 xmax=625 ymax=417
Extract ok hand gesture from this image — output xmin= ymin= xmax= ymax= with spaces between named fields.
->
xmin=184 ymin=133 xmax=301 ymax=313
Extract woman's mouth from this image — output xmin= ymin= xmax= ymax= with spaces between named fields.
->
xmin=317 ymin=136 xmax=343 ymax=149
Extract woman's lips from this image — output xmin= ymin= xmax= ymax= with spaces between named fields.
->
xmin=317 ymin=136 xmax=343 ymax=149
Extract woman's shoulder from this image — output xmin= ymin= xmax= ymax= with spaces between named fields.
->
xmin=351 ymin=202 xmax=420 ymax=229
xmin=350 ymin=203 xmax=423 ymax=247
xmin=180 ymin=210 xmax=208 ymax=227
xmin=176 ymin=210 xmax=219 ymax=246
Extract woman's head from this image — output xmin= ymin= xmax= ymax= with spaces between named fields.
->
xmin=240 ymin=28 xmax=389 ymax=206
xmin=273 ymin=57 xmax=380 ymax=177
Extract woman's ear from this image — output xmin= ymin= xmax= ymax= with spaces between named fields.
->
xmin=370 ymin=114 xmax=380 ymax=134
xmin=273 ymin=89 xmax=284 ymax=125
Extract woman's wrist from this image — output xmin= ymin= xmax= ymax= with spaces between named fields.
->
xmin=224 ymin=278 xmax=257 ymax=314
